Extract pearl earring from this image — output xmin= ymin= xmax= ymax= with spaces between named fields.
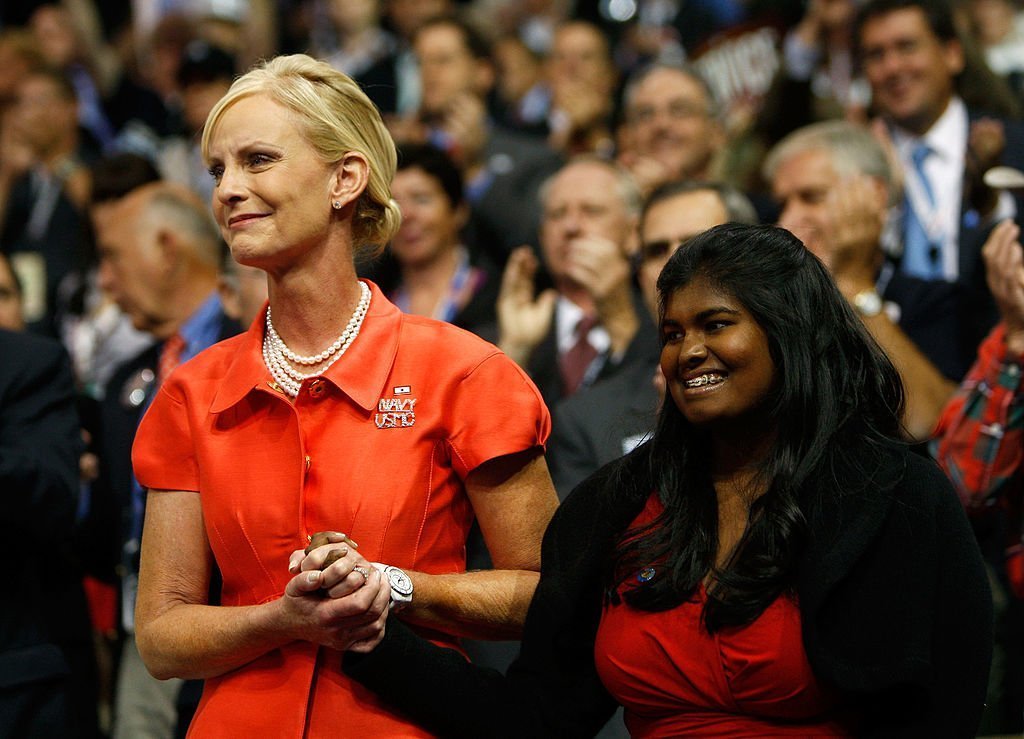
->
xmin=332 ymin=200 xmax=342 ymax=210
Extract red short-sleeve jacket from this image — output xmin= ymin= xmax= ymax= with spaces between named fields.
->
xmin=132 ymin=282 xmax=550 ymax=737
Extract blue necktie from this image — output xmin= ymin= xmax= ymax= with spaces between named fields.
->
xmin=902 ymin=143 xmax=943 ymax=280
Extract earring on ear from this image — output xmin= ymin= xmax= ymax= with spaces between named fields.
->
xmin=332 ymin=200 xmax=342 ymax=210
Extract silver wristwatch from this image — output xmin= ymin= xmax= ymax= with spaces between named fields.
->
xmin=371 ymin=562 xmax=414 ymax=610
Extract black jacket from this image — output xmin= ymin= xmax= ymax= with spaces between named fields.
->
xmin=346 ymin=441 xmax=992 ymax=738
xmin=0 ymin=330 xmax=95 ymax=736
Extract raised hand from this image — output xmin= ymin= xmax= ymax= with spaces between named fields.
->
xmin=279 ymin=565 xmax=390 ymax=652
xmin=821 ymin=174 xmax=886 ymax=290
xmin=497 ymin=246 xmax=557 ymax=367
xmin=282 ymin=531 xmax=391 ymax=652
xmin=982 ymin=219 xmax=1024 ymax=353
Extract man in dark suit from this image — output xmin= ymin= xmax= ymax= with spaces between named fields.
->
xmin=547 ymin=182 xmax=758 ymax=497
xmin=497 ymin=157 xmax=656 ymax=413
xmin=0 ymin=329 xmax=97 ymax=737
xmin=88 ymin=182 xmax=240 ymax=739
xmin=855 ymin=0 xmax=1024 ymax=378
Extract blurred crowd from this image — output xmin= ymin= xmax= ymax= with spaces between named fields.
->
xmin=1 ymin=0 xmax=1024 ymax=737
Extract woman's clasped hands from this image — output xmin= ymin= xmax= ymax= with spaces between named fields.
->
xmin=281 ymin=531 xmax=391 ymax=653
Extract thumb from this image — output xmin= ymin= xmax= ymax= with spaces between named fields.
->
xmin=285 ymin=569 xmax=322 ymax=597
xmin=536 ymin=288 xmax=558 ymax=315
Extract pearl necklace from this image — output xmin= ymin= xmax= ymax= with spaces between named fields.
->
xmin=263 ymin=281 xmax=371 ymax=397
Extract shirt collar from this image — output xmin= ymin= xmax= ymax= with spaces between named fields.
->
xmin=209 ymin=281 xmax=401 ymax=413
xmin=890 ymin=96 xmax=967 ymax=164
xmin=179 ymin=291 xmax=223 ymax=361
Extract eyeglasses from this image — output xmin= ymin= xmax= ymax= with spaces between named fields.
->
xmin=628 ymin=100 xmax=710 ymax=126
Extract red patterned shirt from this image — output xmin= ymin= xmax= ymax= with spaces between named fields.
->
xmin=932 ymin=323 xmax=1024 ymax=596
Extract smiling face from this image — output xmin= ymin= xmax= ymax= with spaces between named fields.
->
xmin=390 ymin=166 xmax=462 ymax=267
xmin=205 ymin=94 xmax=340 ymax=270
xmin=626 ymin=68 xmax=722 ymax=181
xmin=858 ymin=7 xmax=963 ymax=135
xmin=660 ymin=276 xmax=776 ymax=433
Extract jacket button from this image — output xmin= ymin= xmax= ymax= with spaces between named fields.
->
xmin=309 ymin=379 xmax=325 ymax=398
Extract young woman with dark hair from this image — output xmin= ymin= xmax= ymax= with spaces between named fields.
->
xmin=343 ymin=223 xmax=992 ymax=737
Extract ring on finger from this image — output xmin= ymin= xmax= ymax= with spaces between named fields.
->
xmin=352 ymin=565 xmax=370 ymax=582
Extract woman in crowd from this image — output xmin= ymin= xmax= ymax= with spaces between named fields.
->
xmin=341 ymin=223 xmax=992 ymax=737
xmin=385 ymin=142 xmax=498 ymax=338
xmin=130 ymin=54 xmax=558 ymax=737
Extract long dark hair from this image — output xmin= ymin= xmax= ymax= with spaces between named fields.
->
xmin=610 ymin=224 xmax=905 ymax=630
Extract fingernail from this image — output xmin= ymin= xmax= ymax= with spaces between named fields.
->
xmin=289 ymin=562 xmax=299 ymax=573
xmin=307 ymin=571 xmax=320 ymax=584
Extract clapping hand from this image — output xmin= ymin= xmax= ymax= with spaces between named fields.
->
xmin=821 ymin=175 xmax=886 ymax=289
xmin=497 ymin=246 xmax=557 ymax=367
xmin=982 ymin=220 xmax=1024 ymax=353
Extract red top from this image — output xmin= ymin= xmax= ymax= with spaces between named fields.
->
xmin=594 ymin=494 xmax=852 ymax=738
xmin=132 ymin=282 xmax=550 ymax=738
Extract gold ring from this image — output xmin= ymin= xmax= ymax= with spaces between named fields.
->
xmin=352 ymin=566 xmax=370 ymax=582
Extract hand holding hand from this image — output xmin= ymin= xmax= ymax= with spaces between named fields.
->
xmin=279 ymin=565 xmax=390 ymax=652
xmin=280 ymin=532 xmax=391 ymax=652
xmin=291 ymin=532 xmax=373 ymax=600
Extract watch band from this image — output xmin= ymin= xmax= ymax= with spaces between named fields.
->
xmin=370 ymin=562 xmax=414 ymax=610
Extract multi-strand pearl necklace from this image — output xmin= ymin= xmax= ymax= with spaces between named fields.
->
xmin=262 ymin=281 xmax=371 ymax=397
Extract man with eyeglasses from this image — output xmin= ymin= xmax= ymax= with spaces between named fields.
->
xmin=547 ymin=181 xmax=756 ymax=498
xmin=617 ymin=64 xmax=725 ymax=199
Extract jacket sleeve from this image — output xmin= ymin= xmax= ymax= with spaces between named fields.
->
xmin=344 ymin=475 xmax=621 ymax=738
xmin=857 ymin=456 xmax=993 ymax=738
xmin=916 ymin=465 xmax=993 ymax=738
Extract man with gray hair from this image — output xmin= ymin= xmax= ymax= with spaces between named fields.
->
xmin=765 ymin=119 xmax=955 ymax=439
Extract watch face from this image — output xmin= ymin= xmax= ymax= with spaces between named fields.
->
xmin=386 ymin=566 xmax=414 ymax=597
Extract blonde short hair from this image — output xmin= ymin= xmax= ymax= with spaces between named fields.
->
xmin=202 ymin=54 xmax=401 ymax=257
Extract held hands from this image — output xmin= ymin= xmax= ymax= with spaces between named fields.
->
xmin=281 ymin=532 xmax=390 ymax=653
